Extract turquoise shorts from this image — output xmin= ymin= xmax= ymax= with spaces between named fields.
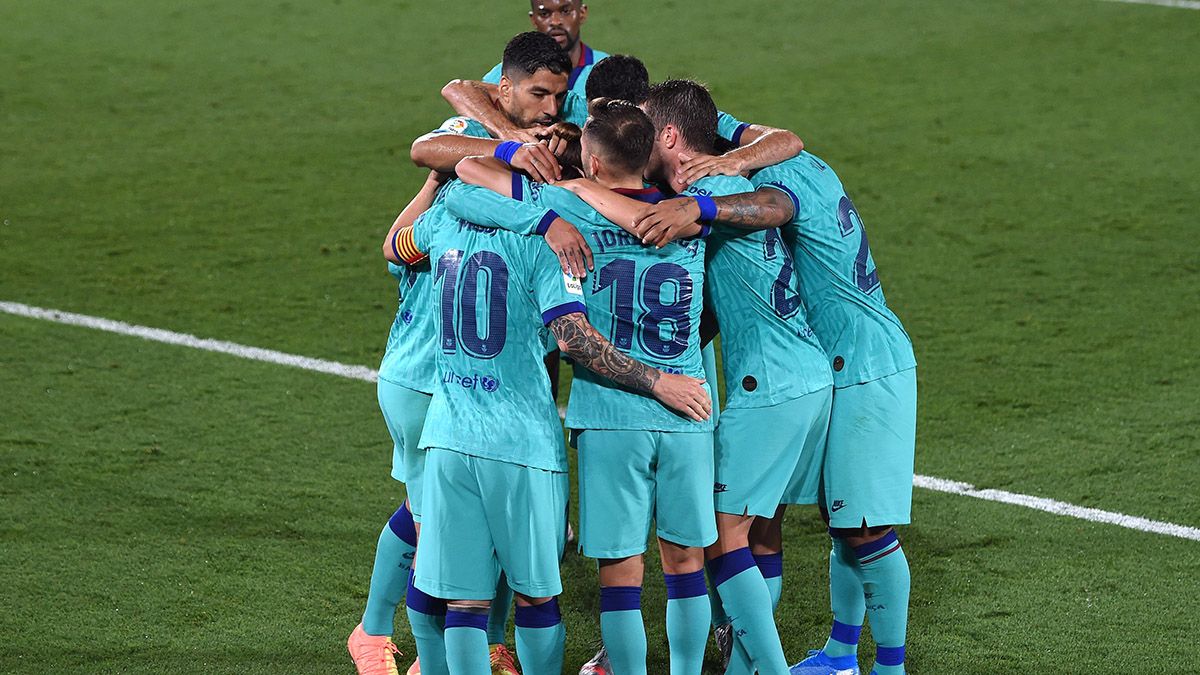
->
xmin=716 ymin=387 xmax=833 ymax=517
xmin=824 ymin=368 xmax=917 ymax=529
xmin=414 ymin=448 xmax=568 ymax=600
xmin=376 ymin=379 xmax=432 ymax=518
xmin=577 ymin=429 xmax=717 ymax=558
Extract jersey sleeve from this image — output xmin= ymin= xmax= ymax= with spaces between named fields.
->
xmin=429 ymin=115 xmax=492 ymax=139
xmin=530 ymin=243 xmax=587 ymax=325
xmin=716 ymin=110 xmax=752 ymax=145
xmin=443 ymin=180 xmax=560 ymax=236
xmin=482 ymin=62 xmax=503 ymax=84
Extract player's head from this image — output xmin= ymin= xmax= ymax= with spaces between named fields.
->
xmin=528 ymin=0 xmax=588 ymax=54
xmin=584 ymin=54 xmax=650 ymax=104
xmin=641 ymin=79 xmax=718 ymax=185
xmin=499 ymin=31 xmax=573 ymax=128
xmin=580 ymin=98 xmax=654 ymax=182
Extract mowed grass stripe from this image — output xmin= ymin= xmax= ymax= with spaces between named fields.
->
xmin=6 ymin=299 xmax=1196 ymax=543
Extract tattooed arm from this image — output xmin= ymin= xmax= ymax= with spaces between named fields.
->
xmin=549 ymin=313 xmax=711 ymax=421
xmin=632 ymin=188 xmax=796 ymax=248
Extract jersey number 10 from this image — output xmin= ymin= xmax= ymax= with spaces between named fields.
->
xmin=435 ymin=250 xmax=509 ymax=359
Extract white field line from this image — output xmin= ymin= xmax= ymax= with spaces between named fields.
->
xmin=4 ymin=299 xmax=1198 ymax=543
xmin=1099 ymin=0 xmax=1200 ymax=9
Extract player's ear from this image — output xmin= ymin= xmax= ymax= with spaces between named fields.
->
xmin=579 ymin=4 xmax=588 ymax=23
xmin=661 ymin=124 xmax=677 ymax=150
xmin=498 ymin=75 xmax=513 ymax=103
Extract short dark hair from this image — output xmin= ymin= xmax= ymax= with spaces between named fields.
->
xmin=585 ymin=54 xmax=650 ymax=104
xmin=501 ymin=32 xmax=572 ymax=81
xmin=584 ymin=98 xmax=655 ymax=176
xmin=643 ymin=79 xmax=718 ymax=154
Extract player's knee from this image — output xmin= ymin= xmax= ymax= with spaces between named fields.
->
xmin=658 ymin=540 xmax=704 ymax=575
xmin=514 ymin=593 xmax=556 ymax=607
xmin=446 ymin=599 xmax=491 ymax=611
xmin=832 ymin=524 xmax=897 ymax=548
xmin=598 ymin=555 xmax=644 ymax=586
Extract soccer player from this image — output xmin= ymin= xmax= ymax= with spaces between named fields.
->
xmin=391 ymin=178 xmax=711 ymax=675
xmin=562 ymin=80 xmax=834 ymax=675
xmin=631 ymin=153 xmax=918 ymax=675
xmin=347 ymin=171 xmax=449 ymax=675
xmin=486 ymin=1 xmax=608 ymax=100
xmin=450 ymin=99 xmax=719 ymax=675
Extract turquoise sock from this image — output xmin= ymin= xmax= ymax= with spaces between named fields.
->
xmin=514 ymin=599 xmax=565 ymax=675
xmin=405 ymin=576 xmax=449 ymax=675
xmin=444 ymin=609 xmax=490 ymax=675
xmin=362 ymin=504 xmax=417 ymax=635
xmin=823 ymin=537 xmax=865 ymax=658
xmin=599 ymin=586 xmax=647 ymax=675
xmin=487 ymin=574 xmax=513 ymax=645
xmin=708 ymin=582 xmax=729 ymax=626
xmin=664 ymin=571 xmax=710 ymax=675
xmin=708 ymin=548 xmax=788 ymax=675
xmin=855 ymin=531 xmax=909 ymax=674
xmin=755 ymin=553 xmax=784 ymax=612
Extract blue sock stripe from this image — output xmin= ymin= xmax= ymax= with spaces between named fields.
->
xmin=706 ymin=547 xmax=756 ymax=587
xmin=663 ymin=570 xmax=707 ymax=600
xmin=599 ymin=586 xmax=642 ymax=613
xmin=753 ymin=553 xmax=784 ymax=579
xmin=876 ymin=645 xmax=905 ymax=666
xmin=444 ymin=609 xmax=489 ymax=631
xmin=858 ymin=540 xmax=902 ymax=565
xmin=852 ymin=529 xmax=898 ymax=560
xmin=387 ymin=503 xmax=417 ymax=546
xmin=830 ymin=619 xmax=862 ymax=645
xmin=514 ymin=599 xmax=561 ymax=629
xmin=405 ymin=574 xmax=447 ymax=615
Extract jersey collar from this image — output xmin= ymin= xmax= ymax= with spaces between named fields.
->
xmin=612 ymin=186 xmax=666 ymax=204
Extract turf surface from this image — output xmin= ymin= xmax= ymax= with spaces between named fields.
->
xmin=2 ymin=0 xmax=1198 ymax=672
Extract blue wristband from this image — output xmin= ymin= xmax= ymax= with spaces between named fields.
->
xmin=694 ymin=195 xmax=718 ymax=223
xmin=493 ymin=140 xmax=521 ymax=164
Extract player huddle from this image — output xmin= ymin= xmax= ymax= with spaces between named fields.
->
xmin=348 ymin=3 xmax=916 ymax=675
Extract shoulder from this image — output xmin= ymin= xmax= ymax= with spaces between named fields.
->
xmin=432 ymin=115 xmax=491 ymax=139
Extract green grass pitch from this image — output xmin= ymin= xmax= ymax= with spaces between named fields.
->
xmin=2 ymin=0 xmax=1198 ymax=672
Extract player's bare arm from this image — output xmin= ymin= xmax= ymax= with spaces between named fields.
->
xmin=453 ymin=156 xmax=593 ymax=277
xmin=554 ymin=178 xmax=653 ymax=236
xmin=549 ymin=312 xmax=712 ymax=422
xmin=440 ymin=79 xmax=547 ymax=143
xmin=676 ymin=124 xmax=804 ymax=187
xmin=634 ymin=188 xmax=796 ymax=248
xmin=413 ymin=131 xmax=562 ymax=184
xmin=381 ymin=170 xmax=450 ymax=264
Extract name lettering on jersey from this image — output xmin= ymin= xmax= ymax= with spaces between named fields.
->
xmin=587 ymin=228 xmax=641 ymax=255
xmin=685 ymin=186 xmax=713 ymax=197
xmin=563 ymin=273 xmax=583 ymax=296
xmin=455 ymin=219 xmax=499 ymax=236
xmin=443 ymin=370 xmax=501 ymax=393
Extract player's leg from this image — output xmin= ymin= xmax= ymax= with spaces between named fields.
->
xmin=811 ymin=369 xmax=916 ymax=675
xmin=485 ymin=574 xmax=518 ymax=675
xmin=750 ymin=506 xmax=786 ymax=611
xmin=350 ymin=382 xmax=433 ymax=675
xmin=598 ymin=556 xmax=648 ymax=675
xmin=653 ymin=430 xmax=717 ymax=675
xmin=406 ymin=570 xmax=450 ymax=675
xmin=481 ymin=457 xmax=568 ymax=675
xmin=658 ymin=539 xmax=709 ymax=675
xmin=577 ymin=429 xmax=657 ymax=675
xmin=414 ymin=449 xmax=503 ymax=675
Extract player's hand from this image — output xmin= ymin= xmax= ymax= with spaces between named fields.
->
xmin=510 ymin=142 xmax=562 ymax=184
xmin=505 ymin=124 xmax=550 ymax=144
xmin=633 ymin=198 xmax=704 ymax=248
xmin=544 ymin=217 xmax=593 ymax=278
xmin=676 ymin=152 xmax=745 ymax=187
xmin=651 ymin=374 xmax=712 ymax=422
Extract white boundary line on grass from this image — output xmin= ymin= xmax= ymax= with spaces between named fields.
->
xmin=1099 ymin=0 xmax=1200 ymax=9
xmin=4 ymin=299 xmax=1199 ymax=543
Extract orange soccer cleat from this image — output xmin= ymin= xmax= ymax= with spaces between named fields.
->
xmin=490 ymin=643 xmax=522 ymax=675
xmin=347 ymin=623 xmax=401 ymax=675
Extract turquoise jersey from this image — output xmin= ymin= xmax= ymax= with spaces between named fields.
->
xmin=752 ymin=152 xmax=916 ymax=387
xmin=686 ymin=174 xmax=833 ymax=409
xmin=483 ymin=43 xmax=609 ymax=99
xmin=452 ymin=177 xmax=713 ymax=433
xmin=377 ymin=118 xmax=495 ymax=390
xmin=716 ymin=111 xmax=752 ymax=145
xmin=412 ymin=216 xmax=586 ymax=472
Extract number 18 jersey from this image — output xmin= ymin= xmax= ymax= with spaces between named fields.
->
xmin=533 ymin=181 xmax=713 ymax=433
